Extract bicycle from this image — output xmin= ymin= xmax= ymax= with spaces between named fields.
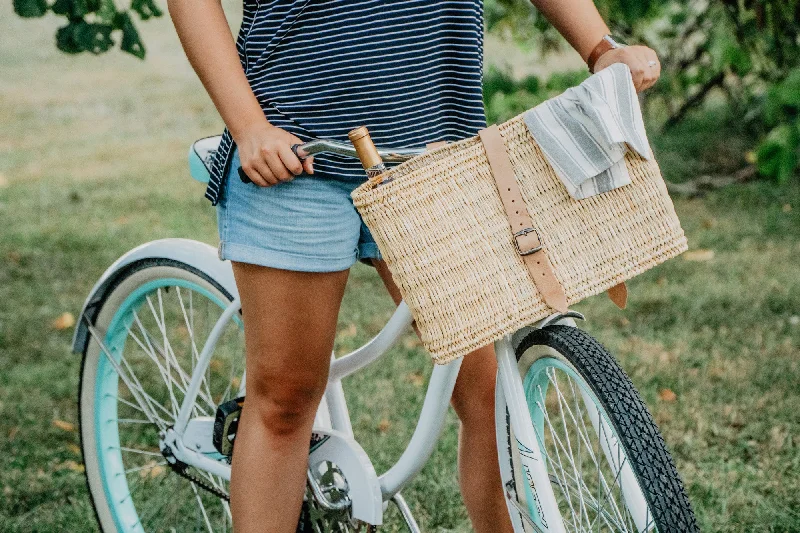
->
xmin=72 ymin=135 xmax=699 ymax=532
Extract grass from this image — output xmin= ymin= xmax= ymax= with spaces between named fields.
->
xmin=1 ymin=6 xmax=799 ymax=532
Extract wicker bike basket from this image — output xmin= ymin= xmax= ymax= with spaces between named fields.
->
xmin=351 ymin=112 xmax=687 ymax=365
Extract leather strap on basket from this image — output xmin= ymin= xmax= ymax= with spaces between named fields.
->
xmin=478 ymin=125 xmax=569 ymax=313
xmin=607 ymin=281 xmax=628 ymax=309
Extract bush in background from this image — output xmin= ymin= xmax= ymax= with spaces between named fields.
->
xmin=485 ymin=0 xmax=800 ymax=183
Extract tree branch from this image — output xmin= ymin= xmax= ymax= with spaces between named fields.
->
xmin=663 ymin=71 xmax=726 ymax=130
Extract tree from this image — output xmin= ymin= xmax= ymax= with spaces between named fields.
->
xmin=12 ymin=0 xmax=161 ymax=58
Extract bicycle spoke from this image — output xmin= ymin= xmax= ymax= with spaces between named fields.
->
xmin=110 ymin=394 xmax=163 ymax=424
xmin=175 ymin=287 xmax=217 ymax=408
xmin=552 ymin=370 xmax=629 ymax=528
xmin=115 ymin=446 xmax=164 ymax=458
xmin=531 ymin=364 xmax=644 ymax=532
xmin=87 ymin=322 xmax=168 ymax=430
xmin=128 ymin=315 xmax=183 ymax=415
xmin=118 ymin=351 xmax=177 ymax=423
xmin=125 ymin=460 xmax=167 ymax=475
xmin=145 ymin=294 xmax=217 ymax=413
xmin=551 ymin=369 xmax=589 ymax=528
xmin=135 ymin=309 xmax=217 ymax=417
xmin=554 ymin=372 xmax=625 ymax=530
xmin=134 ymin=473 xmax=182 ymax=527
xmin=537 ymin=391 xmax=583 ymax=529
xmin=115 ymin=417 xmax=154 ymax=425
xmin=190 ymin=481 xmax=216 ymax=533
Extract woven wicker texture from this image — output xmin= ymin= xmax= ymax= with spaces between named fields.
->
xmin=352 ymin=113 xmax=687 ymax=364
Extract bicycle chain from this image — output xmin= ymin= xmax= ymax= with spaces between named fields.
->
xmin=162 ymin=444 xmax=231 ymax=501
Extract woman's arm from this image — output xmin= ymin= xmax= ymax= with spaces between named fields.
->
xmin=167 ymin=0 xmax=312 ymax=186
xmin=528 ymin=0 xmax=660 ymax=92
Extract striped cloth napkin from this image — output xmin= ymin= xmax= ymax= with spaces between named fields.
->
xmin=522 ymin=63 xmax=652 ymax=199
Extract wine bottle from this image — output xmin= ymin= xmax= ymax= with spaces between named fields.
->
xmin=348 ymin=126 xmax=392 ymax=184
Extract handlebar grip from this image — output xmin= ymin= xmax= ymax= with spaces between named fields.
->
xmin=291 ymin=143 xmax=308 ymax=161
xmin=238 ymin=144 xmax=306 ymax=185
xmin=238 ymin=166 xmax=252 ymax=184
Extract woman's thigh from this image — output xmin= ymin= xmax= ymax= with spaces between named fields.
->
xmin=232 ymin=262 xmax=349 ymax=408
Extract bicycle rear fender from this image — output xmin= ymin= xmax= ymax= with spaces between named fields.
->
xmin=71 ymin=238 xmax=238 ymax=355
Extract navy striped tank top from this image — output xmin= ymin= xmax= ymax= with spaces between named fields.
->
xmin=204 ymin=0 xmax=486 ymax=205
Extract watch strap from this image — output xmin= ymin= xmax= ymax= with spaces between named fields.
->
xmin=587 ymin=36 xmax=616 ymax=73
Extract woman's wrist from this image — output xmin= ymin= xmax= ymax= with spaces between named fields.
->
xmin=229 ymin=113 xmax=273 ymax=146
xmin=578 ymin=30 xmax=613 ymax=62
xmin=587 ymin=35 xmax=625 ymax=73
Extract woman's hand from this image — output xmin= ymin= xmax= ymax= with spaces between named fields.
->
xmin=593 ymin=45 xmax=661 ymax=93
xmin=235 ymin=122 xmax=314 ymax=187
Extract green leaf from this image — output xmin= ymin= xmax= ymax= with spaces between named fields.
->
xmin=756 ymin=124 xmax=800 ymax=183
xmin=55 ymin=23 xmax=83 ymax=55
xmin=483 ymin=67 xmax=517 ymax=99
xmin=119 ymin=13 xmax=146 ymax=59
xmin=51 ymin=0 xmax=104 ymax=18
xmin=55 ymin=21 xmax=113 ymax=54
xmin=13 ymin=0 xmax=48 ymax=18
xmin=76 ymin=23 xmax=114 ymax=54
xmin=51 ymin=0 xmax=71 ymax=15
xmin=94 ymin=0 xmax=118 ymax=22
xmin=723 ymin=44 xmax=752 ymax=76
xmin=775 ymin=69 xmax=800 ymax=107
xmin=522 ymin=75 xmax=540 ymax=95
xmin=131 ymin=0 xmax=163 ymax=20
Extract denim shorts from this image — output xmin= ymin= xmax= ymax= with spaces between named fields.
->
xmin=215 ymin=147 xmax=382 ymax=272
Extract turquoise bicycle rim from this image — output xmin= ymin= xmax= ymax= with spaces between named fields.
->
xmin=520 ymin=356 xmax=619 ymax=528
xmin=94 ymin=278 xmax=232 ymax=533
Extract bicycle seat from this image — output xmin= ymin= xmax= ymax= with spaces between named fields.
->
xmin=189 ymin=135 xmax=222 ymax=184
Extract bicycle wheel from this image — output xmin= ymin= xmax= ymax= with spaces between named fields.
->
xmin=496 ymin=325 xmax=698 ymax=533
xmin=79 ymin=258 xmax=245 ymax=532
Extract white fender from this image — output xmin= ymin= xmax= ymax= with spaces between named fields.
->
xmin=71 ymin=238 xmax=238 ymax=355
xmin=309 ymin=428 xmax=384 ymax=525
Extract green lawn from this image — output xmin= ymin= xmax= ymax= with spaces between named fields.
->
xmin=1 ymin=6 xmax=799 ymax=532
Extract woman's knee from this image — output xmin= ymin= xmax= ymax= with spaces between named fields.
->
xmin=247 ymin=365 xmax=328 ymax=437
xmin=452 ymin=378 xmax=496 ymax=426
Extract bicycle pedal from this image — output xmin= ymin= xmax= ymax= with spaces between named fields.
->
xmin=213 ymin=396 xmax=245 ymax=457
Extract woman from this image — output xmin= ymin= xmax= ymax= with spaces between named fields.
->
xmin=167 ymin=1 xmax=660 ymax=531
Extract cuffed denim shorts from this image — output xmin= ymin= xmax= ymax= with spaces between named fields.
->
xmin=215 ymin=147 xmax=382 ymax=272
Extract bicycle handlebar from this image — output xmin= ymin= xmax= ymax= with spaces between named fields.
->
xmin=297 ymin=138 xmax=426 ymax=162
xmin=237 ymin=138 xmax=426 ymax=184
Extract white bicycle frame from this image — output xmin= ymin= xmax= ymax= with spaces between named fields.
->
xmin=151 ymin=291 xmax=569 ymax=531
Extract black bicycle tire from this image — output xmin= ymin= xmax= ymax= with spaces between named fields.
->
xmin=508 ymin=325 xmax=699 ymax=533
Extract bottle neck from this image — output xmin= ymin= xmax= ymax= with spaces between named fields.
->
xmin=348 ymin=126 xmax=383 ymax=170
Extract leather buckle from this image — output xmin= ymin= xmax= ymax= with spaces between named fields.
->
xmin=513 ymin=227 xmax=543 ymax=256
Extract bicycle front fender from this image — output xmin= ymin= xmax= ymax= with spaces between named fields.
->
xmin=71 ymin=238 xmax=238 ymax=356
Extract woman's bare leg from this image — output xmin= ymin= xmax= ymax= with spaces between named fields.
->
xmin=450 ymin=344 xmax=513 ymax=533
xmin=371 ymin=260 xmax=513 ymax=533
xmin=230 ymin=261 xmax=349 ymax=533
